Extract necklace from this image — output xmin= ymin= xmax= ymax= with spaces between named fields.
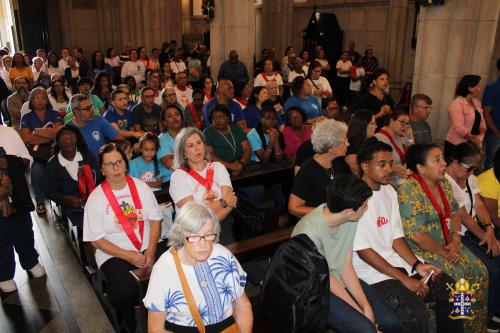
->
xmin=216 ymin=126 xmax=237 ymax=157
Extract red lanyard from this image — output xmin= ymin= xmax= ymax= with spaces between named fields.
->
xmin=181 ymin=162 xmax=214 ymax=191
xmin=101 ymin=176 xmax=144 ymax=250
xmin=262 ymin=72 xmax=277 ymax=83
xmin=186 ymin=104 xmax=202 ymax=129
xmin=411 ymin=174 xmax=451 ymax=243
xmin=77 ymin=164 xmax=96 ymax=206
xmin=378 ymin=129 xmax=407 ymax=164
xmin=205 ymin=91 xmax=211 ymax=100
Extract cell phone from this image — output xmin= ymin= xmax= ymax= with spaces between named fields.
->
xmin=421 ymin=270 xmax=434 ymax=285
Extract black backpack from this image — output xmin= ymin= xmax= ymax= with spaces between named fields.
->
xmin=261 ymin=233 xmax=330 ymax=333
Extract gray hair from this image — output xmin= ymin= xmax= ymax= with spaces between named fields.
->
xmin=311 ymin=119 xmax=348 ymax=154
xmin=172 ymin=127 xmax=210 ymax=170
xmin=168 ymin=201 xmax=221 ymax=247
xmin=70 ymin=94 xmax=89 ymax=112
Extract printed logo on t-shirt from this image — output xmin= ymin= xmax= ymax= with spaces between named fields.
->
xmin=140 ymin=170 xmax=156 ymax=182
xmin=376 ymin=216 xmax=388 ymax=228
xmin=92 ymin=130 xmax=101 ymax=142
xmin=115 ymin=200 xmax=143 ymax=227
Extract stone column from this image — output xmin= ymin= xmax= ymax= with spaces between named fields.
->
xmin=260 ymin=0 xmax=293 ymax=58
xmin=210 ymin=0 xmax=255 ymax=82
xmin=412 ymin=0 xmax=500 ymax=140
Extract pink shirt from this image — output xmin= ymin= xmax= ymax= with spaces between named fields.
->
xmin=283 ymin=126 xmax=312 ymax=161
xmin=445 ymin=96 xmax=485 ymax=145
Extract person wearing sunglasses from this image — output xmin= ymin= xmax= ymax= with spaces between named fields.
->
xmin=445 ymin=142 xmax=500 ymax=331
xmin=144 ymin=201 xmax=253 ymax=333
xmin=374 ymin=108 xmax=414 ymax=189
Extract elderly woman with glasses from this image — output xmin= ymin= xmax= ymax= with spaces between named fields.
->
xmin=374 ymin=108 xmax=414 ymax=189
xmin=144 ymin=201 xmax=253 ymax=333
xmin=83 ymin=143 xmax=165 ymax=333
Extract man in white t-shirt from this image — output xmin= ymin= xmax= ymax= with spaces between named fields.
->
xmin=354 ymin=139 xmax=461 ymax=332
xmin=174 ymin=72 xmax=193 ymax=108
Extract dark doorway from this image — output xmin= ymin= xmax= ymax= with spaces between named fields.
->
xmin=16 ymin=0 xmax=50 ymax=57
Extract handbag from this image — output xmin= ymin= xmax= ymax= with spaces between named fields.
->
xmin=231 ymin=192 xmax=265 ymax=241
xmin=170 ymin=248 xmax=239 ymax=333
xmin=27 ymin=143 xmax=53 ymax=163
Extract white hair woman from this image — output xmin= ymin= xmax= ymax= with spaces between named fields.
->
xmin=169 ymin=127 xmax=237 ymax=244
xmin=289 ymin=119 xmax=350 ymax=218
xmin=144 ymin=201 xmax=253 ymax=333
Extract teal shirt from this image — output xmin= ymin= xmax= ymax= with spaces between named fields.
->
xmin=292 ymin=204 xmax=358 ymax=285
xmin=64 ymin=94 xmax=105 ymax=123
xmin=203 ymin=124 xmax=247 ymax=162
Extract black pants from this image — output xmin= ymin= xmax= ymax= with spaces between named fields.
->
xmin=373 ymin=272 xmax=464 ymax=333
xmin=99 ymin=241 xmax=168 ymax=333
xmin=0 ymin=212 xmax=39 ymax=281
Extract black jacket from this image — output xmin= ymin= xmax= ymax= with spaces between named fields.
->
xmin=46 ymin=150 xmax=102 ymax=206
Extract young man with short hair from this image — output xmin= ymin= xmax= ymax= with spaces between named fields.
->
xmin=292 ymin=174 xmax=400 ymax=333
xmin=354 ymin=139 xmax=464 ymax=333
xmin=131 ymin=86 xmax=162 ymax=135
xmin=103 ymin=89 xmax=141 ymax=140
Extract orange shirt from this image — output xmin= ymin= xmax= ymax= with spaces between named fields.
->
xmin=9 ymin=66 xmax=34 ymax=83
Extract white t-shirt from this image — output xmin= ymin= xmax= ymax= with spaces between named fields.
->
xmin=49 ymin=93 xmax=71 ymax=113
xmin=47 ymin=66 xmax=64 ymax=77
xmin=0 ymin=125 xmax=32 ymax=161
xmin=350 ymin=67 xmax=366 ymax=91
xmin=353 ymin=184 xmax=412 ymax=285
xmin=446 ymin=173 xmax=479 ymax=235
xmin=170 ymin=60 xmax=186 ymax=74
xmin=143 ymin=244 xmax=246 ymax=326
xmin=0 ymin=68 xmax=12 ymax=89
xmin=59 ymin=58 xmax=68 ymax=69
xmin=121 ymin=60 xmax=146 ymax=83
xmin=105 ymin=56 xmax=120 ymax=68
xmin=288 ymin=71 xmax=306 ymax=84
xmin=336 ymin=60 xmax=352 ymax=78
xmin=254 ymin=72 xmax=283 ymax=87
xmin=169 ymin=162 xmax=232 ymax=211
xmin=83 ymin=177 xmax=162 ymax=267
xmin=174 ymin=86 xmax=193 ymax=108
xmin=309 ymin=76 xmax=332 ymax=95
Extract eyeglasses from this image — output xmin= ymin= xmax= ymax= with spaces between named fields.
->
xmin=77 ymin=106 xmax=93 ymax=112
xmin=185 ymin=233 xmax=217 ymax=243
xmin=166 ymin=93 xmax=176 ymax=97
xmin=103 ymin=159 xmax=125 ymax=169
xmin=397 ymin=120 xmax=411 ymax=127
xmin=460 ymin=163 xmax=478 ymax=173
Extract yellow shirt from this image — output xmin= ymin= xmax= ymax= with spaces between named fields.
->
xmin=9 ymin=67 xmax=34 ymax=83
xmin=477 ymin=168 xmax=500 ymax=217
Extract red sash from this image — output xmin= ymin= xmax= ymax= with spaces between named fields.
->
xmin=181 ymin=162 xmax=214 ymax=191
xmin=101 ymin=176 xmax=144 ymax=250
xmin=411 ymin=173 xmax=451 ymax=243
xmin=262 ymin=72 xmax=277 ymax=83
xmin=205 ymin=91 xmax=212 ymax=100
xmin=378 ymin=129 xmax=407 ymax=164
xmin=78 ymin=164 xmax=96 ymax=206
xmin=186 ymin=104 xmax=202 ymax=129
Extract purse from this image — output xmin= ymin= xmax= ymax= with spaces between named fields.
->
xmin=27 ymin=143 xmax=53 ymax=163
xmin=231 ymin=192 xmax=265 ymax=241
xmin=170 ymin=248 xmax=239 ymax=333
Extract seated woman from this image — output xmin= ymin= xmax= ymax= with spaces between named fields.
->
xmin=83 ymin=143 xmax=165 ymax=333
xmin=446 ymin=142 xmax=500 ymax=330
xmin=375 ymin=108 xmax=413 ymax=188
xmin=289 ymin=119 xmax=349 ymax=218
xmin=157 ymin=104 xmax=185 ymax=184
xmin=283 ymin=106 xmax=312 ymax=162
xmin=20 ymin=87 xmax=63 ymax=215
xmin=48 ymin=78 xmax=71 ymax=117
xmin=346 ymin=109 xmax=378 ymax=176
xmin=283 ymin=76 xmax=322 ymax=122
xmin=244 ymin=86 xmax=270 ymax=128
xmin=169 ymin=127 xmax=237 ymax=244
xmin=144 ymin=201 xmax=253 ymax=333
xmin=398 ymin=144 xmax=488 ymax=333
xmin=308 ymin=60 xmax=333 ymax=103
xmin=46 ymin=125 xmax=102 ymax=228
xmin=203 ymin=104 xmax=251 ymax=177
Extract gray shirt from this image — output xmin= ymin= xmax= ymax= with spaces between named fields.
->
xmin=410 ymin=119 xmax=432 ymax=144
xmin=291 ymin=204 xmax=358 ymax=286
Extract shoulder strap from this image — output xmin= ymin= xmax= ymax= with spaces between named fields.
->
xmin=466 ymin=178 xmax=474 ymax=216
xmin=170 ymin=247 xmax=206 ymax=333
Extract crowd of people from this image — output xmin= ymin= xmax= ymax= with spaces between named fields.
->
xmin=1 ymin=38 xmax=500 ymax=333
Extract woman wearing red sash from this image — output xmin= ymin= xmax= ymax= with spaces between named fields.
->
xmin=398 ymin=144 xmax=488 ymax=333
xmin=83 ymin=143 xmax=165 ymax=333
xmin=169 ymin=127 xmax=237 ymax=244
xmin=375 ymin=109 xmax=414 ymax=188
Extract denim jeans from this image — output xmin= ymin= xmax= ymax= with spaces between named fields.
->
xmin=30 ymin=161 xmax=48 ymax=204
xmin=485 ymin=132 xmax=500 ymax=168
xmin=327 ymin=279 xmax=401 ymax=333
xmin=0 ymin=212 xmax=39 ymax=281
xmin=463 ymin=232 xmax=500 ymax=318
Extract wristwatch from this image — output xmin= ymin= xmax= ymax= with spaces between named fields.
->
xmin=411 ymin=259 xmax=424 ymax=273
xmin=219 ymin=198 xmax=227 ymax=208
